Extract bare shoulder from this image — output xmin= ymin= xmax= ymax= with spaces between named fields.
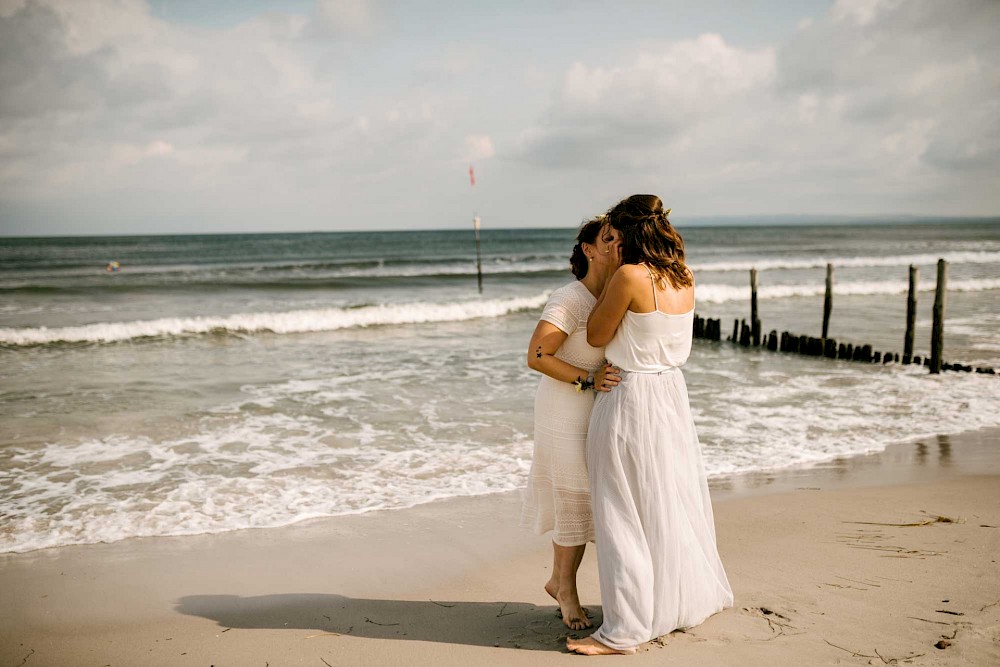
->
xmin=608 ymin=264 xmax=649 ymax=297
xmin=615 ymin=263 xmax=650 ymax=282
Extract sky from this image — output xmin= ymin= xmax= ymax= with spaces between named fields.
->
xmin=0 ymin=0 xmax=998 ymax=235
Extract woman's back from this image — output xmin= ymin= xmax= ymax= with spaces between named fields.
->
xmin=604 ymin=264 xmax=694 ymax=372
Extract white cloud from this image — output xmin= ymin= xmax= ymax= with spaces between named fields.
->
xmin=0 ymin=0 xmax=355 ymax=201
xmin=516 ymin=34 xmax=776 ymax=171
xmin=0 ymin=0 xmax=997 ymax=235
xmin=110 ymin=139 xmax=174 ymax=166
xmin=561 ymin=34 xmax=775 ymax=123
xmin=830 ymin=0 xmax=904 ymax=27
xmin=313 ymin=0 xmax=375 ymax=36
xmin=464 ymin=134 xmax=494 ymax=161
xmin=515 ymin=0 xmax=1000 ymax=216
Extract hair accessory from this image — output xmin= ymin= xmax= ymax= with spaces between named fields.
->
xmin=664 ymin=208 xmax=672 ymax=216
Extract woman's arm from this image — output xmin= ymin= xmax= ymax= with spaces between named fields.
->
xmin=526 ymin=321 xmax=594 ymax=385
xmin=587 ymin=265 xmax=638 ymax=347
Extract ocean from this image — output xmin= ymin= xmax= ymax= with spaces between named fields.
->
xmin=1 ymin=222 xmax=998 ymax=553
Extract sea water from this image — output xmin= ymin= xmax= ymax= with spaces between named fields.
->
xmin=1 ymin=222 xmax=998 ymax=552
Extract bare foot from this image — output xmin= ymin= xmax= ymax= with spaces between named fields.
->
xmin=545 ymin=579 xmax=559 ymax=602
xmin=566 ymin=636 xmax=637 ymax=656
xmin=557 ymin=590 xmax=593 ymax=630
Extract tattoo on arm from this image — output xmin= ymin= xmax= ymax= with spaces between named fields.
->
xmin=535 ymin=346 xmax=542 ymax=359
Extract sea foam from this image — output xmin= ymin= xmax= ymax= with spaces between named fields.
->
xmin=0 ymin=292 xmax=551 ymax=345
xmin=4 ymin=278 xmax=998 ymax=346
xmin=3 ymin=362 xmax=999 ymax=554
xmin=693 ymin=250 xmax=1000 ymax=273
xmin=695 ymin=277 xmax=1000 ymax=304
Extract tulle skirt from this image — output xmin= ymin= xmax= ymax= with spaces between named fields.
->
xmin=587 ymin=368 xmax=733 ymax=649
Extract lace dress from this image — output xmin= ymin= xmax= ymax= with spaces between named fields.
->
xmin=520 ymin=280 xmax=606 ymax=546
xmin=587 ymin=270 xmax=733 ymax=649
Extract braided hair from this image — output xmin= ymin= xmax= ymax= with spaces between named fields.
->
xmin=605 ymin=194 xmax=692 ymax=289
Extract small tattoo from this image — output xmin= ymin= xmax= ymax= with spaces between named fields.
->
xmin=535 ymin=346 xmax=542 ymax=359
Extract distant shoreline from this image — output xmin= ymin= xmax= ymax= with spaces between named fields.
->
xmin=2 ymin=216 xmax=999 ymax=240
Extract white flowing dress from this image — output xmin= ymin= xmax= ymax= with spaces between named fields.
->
xmin=587 ymin=273 xmax=733 ymax=649
xmin=521 ymin=281 xmax=606 ymax=546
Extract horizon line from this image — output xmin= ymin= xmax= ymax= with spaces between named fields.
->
xmin=1 ymin=214 xmax=998 ymax=240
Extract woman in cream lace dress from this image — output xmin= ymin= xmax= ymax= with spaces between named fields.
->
xmin=521 ymin=217 xmax=621 ymax=630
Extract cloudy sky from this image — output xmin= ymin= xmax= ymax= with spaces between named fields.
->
xmin=1 ymin=0 xmax=998 ymax=235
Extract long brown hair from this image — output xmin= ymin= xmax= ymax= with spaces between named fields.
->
xmin=569 ymin=217 xmax=605 ymax=279
xmin=605 ymin=194 xmax=692 ymax=289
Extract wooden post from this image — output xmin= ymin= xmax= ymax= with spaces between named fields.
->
xmin=473 ymin=215 xmax=483 ymax=294
xmin=822 ymin=263 xmax=833 ymax=340
xmin=750 ymin=269 xmax=760 ymax=345
xmin=904 ymin=264 xmax=917 ymax=362
xmin=929 ymin=259 xmax=947 ymax=374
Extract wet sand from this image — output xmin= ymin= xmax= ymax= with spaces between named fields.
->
xmin=2 ymin=428 xmax=998 ymax=666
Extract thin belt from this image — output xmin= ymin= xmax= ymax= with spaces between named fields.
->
xmin=618 ymin=366 xmax=680 ymax=375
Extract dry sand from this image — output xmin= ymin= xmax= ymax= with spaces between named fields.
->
xmin=3 ymin=428 xmax=999 ymax=666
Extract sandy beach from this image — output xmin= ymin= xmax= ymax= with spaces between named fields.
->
xmin=3 ymin=428 xmax=999 ymax=666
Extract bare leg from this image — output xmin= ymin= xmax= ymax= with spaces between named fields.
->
xmin=570 ymin=544 xmax=591 ymax=618
xmin=545 ymin=542 xmax=561 ymax=601
xmin=566 ymin=636 xmax=637 ymax=655
xmin=553 ymin=542 xmax=591 ymax=630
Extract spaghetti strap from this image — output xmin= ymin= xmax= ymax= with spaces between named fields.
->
xmin=641 ymin=263 xmax=658 ymax=311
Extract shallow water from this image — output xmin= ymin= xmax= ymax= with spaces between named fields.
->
xmin=1 ymin=222 xmax=998 ymax=552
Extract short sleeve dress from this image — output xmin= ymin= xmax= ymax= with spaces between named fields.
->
xmin=520 ymin=280 xmax=606 ymax=546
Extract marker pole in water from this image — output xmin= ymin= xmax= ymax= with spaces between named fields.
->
xmin=822 ymin=263 xmax=833 ymax=340
xmin=929 ymin=259 xmax=947 ymax=374
xmin=474 ymin=215 xmax=483 ymax=294
xmin=469 ymin=164 xmax=482 ymax=294
xmin=904 ymin=265 xmax=918 ymax=363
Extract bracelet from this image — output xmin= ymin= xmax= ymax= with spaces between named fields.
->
xmin=574 ymin=373 xmax=595 ymax=393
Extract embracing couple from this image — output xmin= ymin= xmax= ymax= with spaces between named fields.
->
xmin=521 ymin=194 xmax=734 ymax=656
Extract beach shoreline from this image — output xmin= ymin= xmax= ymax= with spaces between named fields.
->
xmin=3 ymin=427 xmax=998 ymax=666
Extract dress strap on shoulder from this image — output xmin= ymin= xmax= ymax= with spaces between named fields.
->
xmin=641 ymin=263 xmax=658 ymax=310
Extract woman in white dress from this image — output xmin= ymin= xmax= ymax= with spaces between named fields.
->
xmin=568 ymin=195 xmax=733 ymax=655
xmin=521 ymin=217 xmax=622 ymax=630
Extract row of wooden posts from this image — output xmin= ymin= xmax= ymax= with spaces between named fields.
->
xmin=692 ymin=259 xmax=996 ymax=376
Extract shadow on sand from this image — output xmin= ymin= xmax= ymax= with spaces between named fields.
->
xmin=176 ymin=594 xmax=601 ymax=651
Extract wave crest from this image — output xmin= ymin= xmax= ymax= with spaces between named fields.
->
xmin=696 ymin=277 xmax=1000 ymax=304
xmin=694 ymin=251 xmax=1000 ymax=273
xmin=0 ymin=293 xmax=551 ymax=346
xmin=3 ymin=277 xmax=998 ymax=346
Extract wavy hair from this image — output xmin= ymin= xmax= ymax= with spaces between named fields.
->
xmin=569 ymin=217 xmax=606 ymax=280
xmin=605 ymin=194 xmax=692 ymax=289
